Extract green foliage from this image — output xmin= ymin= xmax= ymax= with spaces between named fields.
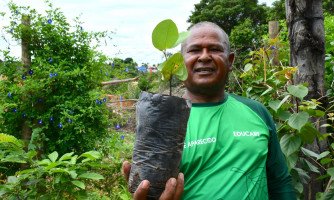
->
xmin=230 ymin=18 xmax=266 ymax=54
xmin=188 ymin=0 xmax=268 ymax=57
xmin=324 ymin=14 xmax=334 ymax=94
xmin=324 ymin=0 xmax=334 ymax=14
xmin=267 ymin=0 xmax=286 ymax=21
xmin=0 ymin=150 xmax=107 ymax=199
xmin=152 ymin=19 xmax=188 ymax=85
xmin=236 ymin=22 xmax=334 ymax=198
xmin=0 ymin=1 xmax=112 ymax=154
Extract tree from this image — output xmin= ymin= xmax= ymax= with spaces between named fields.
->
xmin=286 ymin=0 xmax=326 ymax=199
xmin=188 ymin=0 xmax=268 ymax=55
xmin=268 ymin=0 xmax=286 ymax=21
xmin=323 ymin=0 xmax=334 ymax=14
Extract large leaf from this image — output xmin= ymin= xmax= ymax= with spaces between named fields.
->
xmin=59 ymin=152 xmax=74 ymax=162
xmin=327 ymin=167 xmax=334 ymax=177
xmin=280 ymin=134 xmax=301 ymax=156
xmin=48 ymin=151 xmax=58 ymax=162
xmin=288 ymin=112 xmax=309 ymax=131
xmin=301 ymin=147 xmax=320 ymax=160
xmin=303 ymin=159 xmax=320 ymax=173
xmin=71 ymin=180 xmax=85 ymax=189
xmin=160 ymin=52 xmax=187 ymax=81
xmin=152 ymin=19 xmax=178 ymax=51
xmin=172 ymin=31 xmax=190 ymax=48
xmin=78 ymin=172 xmax=104 ymax=180
xmin=286 ymin=153 xmax=298 ymax=169
xmin=268 ymin=95 xmax=290 ymax=112
xmin=298 ymin=123 xmax=318 ymax=144
xmin=79 ymin=151 xmax=101 ymax=161
xmin=287 ymin=84 xmax=308 ymax=100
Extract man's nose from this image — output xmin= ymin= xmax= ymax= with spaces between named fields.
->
xmin=198 ymin=49 xmax=211 ymax=62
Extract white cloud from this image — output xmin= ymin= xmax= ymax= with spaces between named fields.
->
xmin=1 ymin=0 xmax=275 ymax=64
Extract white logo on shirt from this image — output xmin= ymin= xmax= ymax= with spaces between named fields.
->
xmin=233 ymin=131 xmax=260 ymax=137
xmin=184 ymin=137 xmax=217 ymax=149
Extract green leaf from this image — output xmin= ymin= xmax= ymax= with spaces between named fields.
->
xmin=50 ymin=168 xmax=69 ymax=174
xmin=38 ymin=159 xmax=51 ymax=166
xmin=71 ymin=180 xmax=85 ymax=189
xmin=320 ymin=158 xmax=332 ymax=165
xmin=79 ymin=151 xmax=101 ymax=161
xmin=269 ymin=100 xmax=280 ymax=112
xmin=59 ymin=152 xmax=74 ymax=162
xmin=70 ymin=155 xmax=78 ymax=165
xmin=277 ymin=110 xmax=291 ymax=121
xmin=303 ymin=159 xmax=319 ymax=173
xmin=327 ymin=167 xmax=334 ymax=177
xmin=244 ymin=63 xmax=253 ymax=72
xmin=319 ymin=151 xmax=330 ymax=160
xmin=152 ymin=19 xmax=178 ymax=51
xmin=323 ymin=188 xmax=334 ymax=200
xmin=280 ymin=134 xmax=301 ymax=156
xmin=301 ymin=147 xmax=320 ymax=160
xmin=172 ymin=31 xmax=190 ymax=48
xmin=286 ymin=153 xmax=298 ymax=169
xmin=294 ymin=182 xmax=303 ymax=194
xmin=69 ymin=170 xmax=78 ymax=179
xmin=288 ymin=112 xmax=309 ymax=131
xmin=7 ymin=176 xmax=18 ymax=183
xmin=160 ymin=52 xmax=187 ymax=81
xmin=298 ymin=123 xmax=318 ymax=144
xmin=48 ymin=151 xmax=58 ymax=162
xmin=287 ymin=84 xmax=308 ymax=100
xmin=78 ymin=172 xmax=104 ymax=180
xmin=268 ymin=95 xmax=290 ymax=112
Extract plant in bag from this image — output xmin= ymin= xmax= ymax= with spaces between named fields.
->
xmin=128 ymin=19 xmax=190 ymax=199
xmin=152 ymin=19 xmax=189 ymax=96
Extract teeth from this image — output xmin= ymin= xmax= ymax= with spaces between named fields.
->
xmin=196 ymin=68 xmax=214 ymax=72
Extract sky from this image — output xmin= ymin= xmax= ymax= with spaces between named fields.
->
xmin=0 ymin=0 xmax=275 ymax=65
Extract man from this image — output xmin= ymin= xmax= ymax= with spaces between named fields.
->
xmin=123 ymin=21 xmax=296 ymax=200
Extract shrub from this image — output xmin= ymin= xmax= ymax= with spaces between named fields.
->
xmin=0 ymin=1 xmax=112 ymax=154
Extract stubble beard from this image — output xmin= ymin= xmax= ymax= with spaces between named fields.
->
xmin=185 ymin=79 xmax=226 ymax=98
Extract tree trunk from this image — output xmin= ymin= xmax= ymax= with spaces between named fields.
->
xmin=21 ymin=15 xmax=32 ymax=149
xmin=286 ymin=1 xmax=326 ymax=199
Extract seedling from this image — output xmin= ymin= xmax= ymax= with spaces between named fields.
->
xmin=152 ymin=19 xmax=189 ymax=95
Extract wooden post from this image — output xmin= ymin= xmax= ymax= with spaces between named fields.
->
xmin=268 ymin=21 xmax=280 ymax=66
xmin=21 ymin=15 xmax=32 ymax=148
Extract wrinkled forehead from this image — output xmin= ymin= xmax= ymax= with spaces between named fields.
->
xmin=183 ymin=25 xmax=229 ymax=51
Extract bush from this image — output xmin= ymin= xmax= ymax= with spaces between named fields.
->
xmin=0 ymin=1 xmax=112 ymax=154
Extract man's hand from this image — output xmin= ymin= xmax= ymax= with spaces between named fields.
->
xmin=122 ymin=161 xmax=184 ymax=200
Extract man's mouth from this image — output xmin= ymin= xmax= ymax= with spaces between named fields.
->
xmin=194 ymin=67 xmax=215 ymax=73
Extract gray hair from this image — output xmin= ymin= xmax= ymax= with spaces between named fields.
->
xmin=181 ymin=21 xmax=230 ymax=54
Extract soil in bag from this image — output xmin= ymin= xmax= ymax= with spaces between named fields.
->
xmin=128 ymin=91 xmax=190 ymax=199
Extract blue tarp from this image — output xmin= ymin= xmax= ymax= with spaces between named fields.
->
xmin=136 ymin=65 xmax=147 ymax=73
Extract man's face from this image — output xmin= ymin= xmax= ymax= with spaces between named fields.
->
xmin=182 ymin=26 xmax=234 ymax=95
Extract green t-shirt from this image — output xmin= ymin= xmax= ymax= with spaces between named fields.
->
xmin=180 ymin=94 xmax=296 ymax=200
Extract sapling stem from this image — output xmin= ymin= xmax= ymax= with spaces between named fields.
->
xmin=163 ymin=50 xmax=173 ymax=96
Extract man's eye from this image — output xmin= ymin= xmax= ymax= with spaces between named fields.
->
xmin=211 ymin=48 xmax=223 ymax=52
xmin=188 ymin=48 xmax=200 ymax=53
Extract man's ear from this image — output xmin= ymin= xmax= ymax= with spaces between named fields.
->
xmin=228 ymin=52 xmax=235 ymax=71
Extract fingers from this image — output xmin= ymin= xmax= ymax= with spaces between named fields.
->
xmin=174 ymin=173 xmax=184 ymax=199
xmin=134 ymin=180 xmax=150 ymax=200
xmin=122 ymin=161 xmax=131 ymax=182
xmin=159 ymin=173 xmax=184 ymax=200
xmin=159 ymin=178 xmax=177 ymax=200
